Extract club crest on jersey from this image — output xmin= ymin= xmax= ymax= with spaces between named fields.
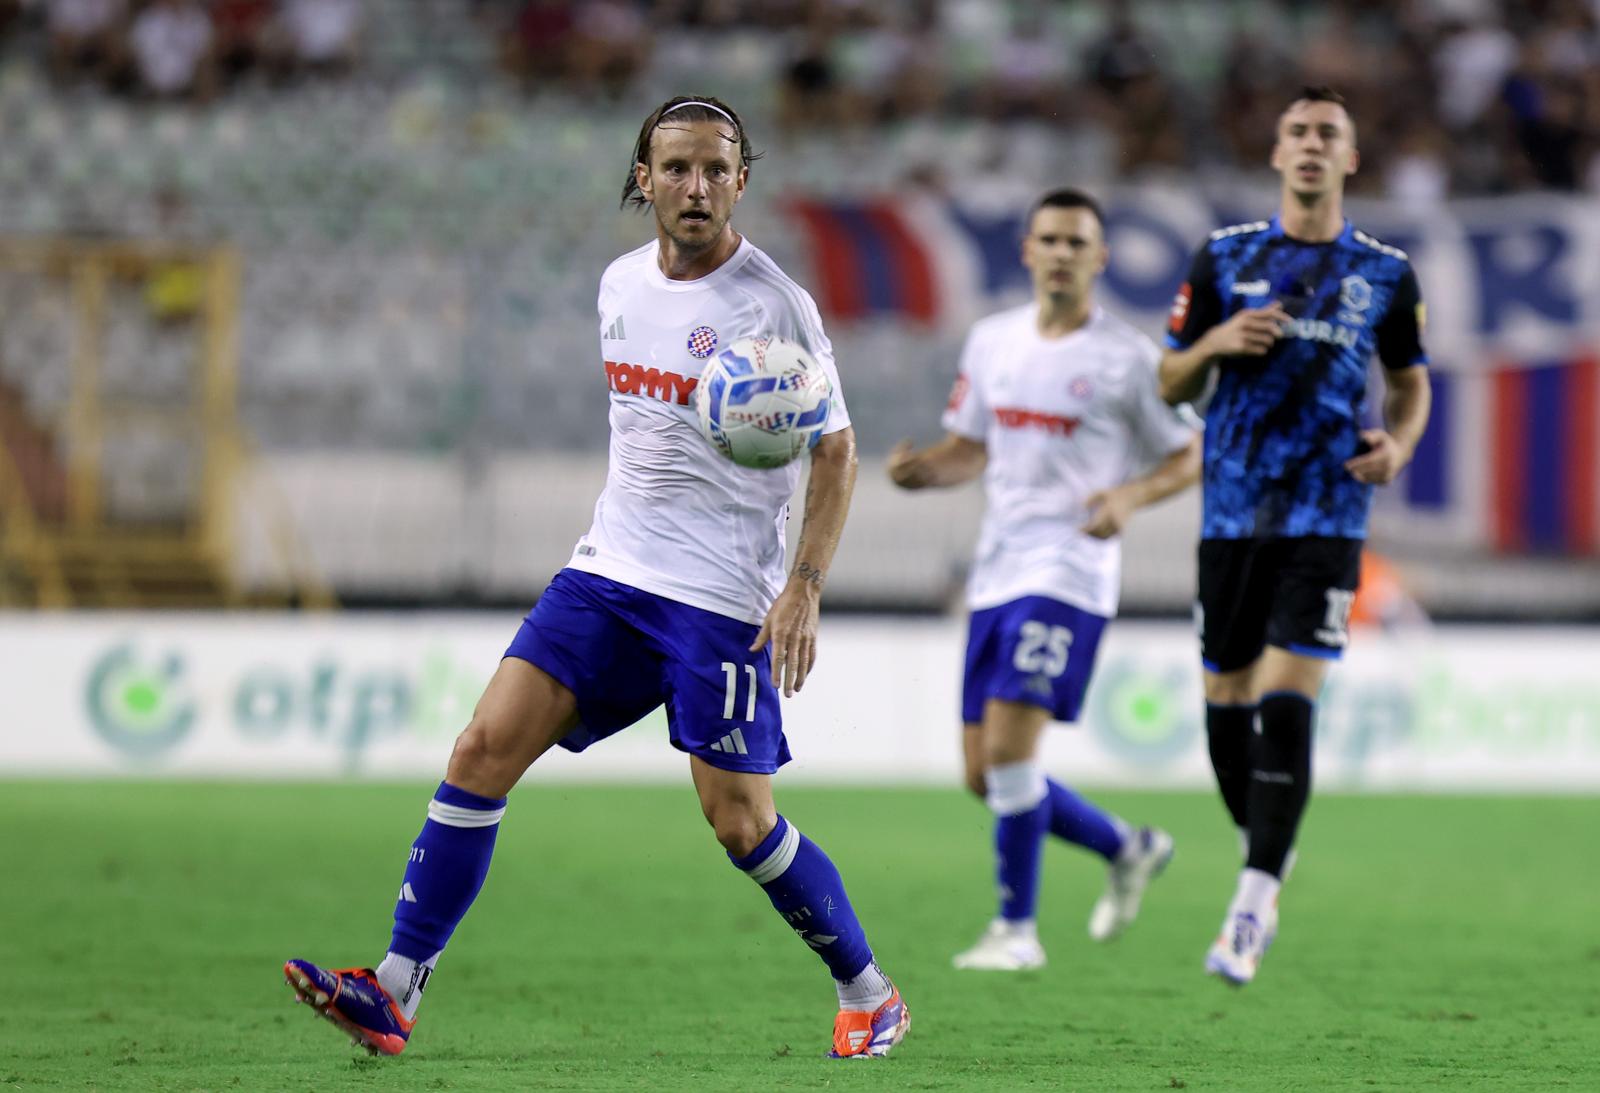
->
xmin=1069 ymin=377 xmax=1094 ymax=401
xmin=686 ymin=325 xmax=719 ymax=359
xmin=1340 ymin=275 xmax=1372 ymax=312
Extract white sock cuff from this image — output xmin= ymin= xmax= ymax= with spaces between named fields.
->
xmin=985 ymin=761 xmax=1047 ymax=816
xmin=835 ymin=960 xmax=893 ymax=1011
xmin=377 ymin=951 xmax=437 ymax=1022
xmin=743 ymin=818 xmax=800 ymax=885
xmin=427 ymin=799 xmax=506 ymax=828
xmin=1236 ymin=867 xmax=1282 ymax=916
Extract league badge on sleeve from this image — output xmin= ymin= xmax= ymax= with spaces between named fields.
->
xmin=687 ymin=325 xmax=719 ymax=359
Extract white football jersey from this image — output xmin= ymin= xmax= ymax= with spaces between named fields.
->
xmin=942 ymin=303 xmax=1197 ymax=617
xmin=567 ymin=236 xmax=850 ymax=624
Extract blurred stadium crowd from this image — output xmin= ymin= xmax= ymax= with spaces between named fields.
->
xmin=1 ymin=0 xmax=1597 ymax=196
xmin=1 ymin=1 xmax=1595 ymax=457
xmin=1 ymin=1 xmax=1597 ymax=614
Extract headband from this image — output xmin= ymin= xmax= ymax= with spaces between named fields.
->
xmin=658 ymin=100 xmax=739 ymax=131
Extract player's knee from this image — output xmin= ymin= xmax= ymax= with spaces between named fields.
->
xmin=702 ymin=798 xmax=774 ymax=858
xmin=712 ymin=818 xmax=765 ymax=858
xmin=983 ymin=735 xmax=1032 ymax=770
xmin=963 ymin=764 xmax=988 ymax=799
xmin=446 ymin=716 xmax=523 ymax=793
xmin=1204 ymin=674 xmax=1254 ymax=705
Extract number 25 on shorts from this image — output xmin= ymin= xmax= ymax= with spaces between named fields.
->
xmin=1013 ymin=622 xmax=1073 ymax=678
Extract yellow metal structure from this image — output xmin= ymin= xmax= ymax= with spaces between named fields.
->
xmin=0 ymin=238 xmax=333 ymax=609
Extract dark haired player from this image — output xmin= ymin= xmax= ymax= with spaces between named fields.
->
xmin=1159 ymin=87 xmax=1431 ymax=985
xmin=891 ymin=189 xmax=1200 ymax=971
xmin=283 ymin=96 xmax=909 ymax=1058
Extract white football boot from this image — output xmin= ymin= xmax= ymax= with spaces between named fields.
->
xmin=1088 ymin=826 xmax=1175 ymax=942
xmin=1204 ymin=903 xmax=1279 ymax=985
xmin=951 ymin=919 xmax=1046 ymax=971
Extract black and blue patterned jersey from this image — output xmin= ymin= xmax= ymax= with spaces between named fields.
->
xmin=1165 ymin=217 xmax=1428 ymax=539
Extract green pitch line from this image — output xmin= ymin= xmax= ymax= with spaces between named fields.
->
xmin=2 ymin=783 xmax=1596 ymax=1091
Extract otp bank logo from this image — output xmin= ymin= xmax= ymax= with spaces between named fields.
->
xmin=84 ymin=643 xmax=197 ymax=758
xmin=604 ymin=360 xmax=698 ymax=406
xmin=1087 ymin=659 xmax=1198 ymax=766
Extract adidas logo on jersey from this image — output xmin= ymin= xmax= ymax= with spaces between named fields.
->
xmin=603 ymin=315 xmax=627 ymax=340
xmin=709 ymin=728 xmax=749 ymax=755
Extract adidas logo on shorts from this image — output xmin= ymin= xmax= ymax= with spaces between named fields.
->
xmin=709 ymin=728 xmax=749 ymax=755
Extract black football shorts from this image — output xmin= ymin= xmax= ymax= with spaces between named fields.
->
xmin=1196 ymin=537 xmax=1363 ymax=673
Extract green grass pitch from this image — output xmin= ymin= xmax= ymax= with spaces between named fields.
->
xmin=3 ymin=782 xmax=1597 ymax=1091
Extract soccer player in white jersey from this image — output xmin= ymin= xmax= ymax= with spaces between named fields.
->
xmin=284 ymin=96 xmax=909 ymax=1060
xmin=889 ymin=189 xmax=1201 ymax=971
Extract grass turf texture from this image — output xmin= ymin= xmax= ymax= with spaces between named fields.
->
xmin=3 ymin=783 xmax=1597 ymax=1092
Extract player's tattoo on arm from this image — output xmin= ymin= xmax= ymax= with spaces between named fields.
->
xmin=794 ymin=561 xmax=826 ymax=589
xmin=790 ymin=426 xmax=855 ymax=596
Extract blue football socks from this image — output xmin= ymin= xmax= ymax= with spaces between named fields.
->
xmin=1045 ymin=778 xmax=1128 ymax=862
xmin=988 ymin=761 xmax=1050 ymax=922
xmin=731 ymin=815 xmax=875 ymax=985
xmin=378 ymin=782 xmax=506 ymax=1018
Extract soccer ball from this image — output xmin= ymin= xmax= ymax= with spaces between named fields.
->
xmin=694 ymin=336 xmax=832 ymax=469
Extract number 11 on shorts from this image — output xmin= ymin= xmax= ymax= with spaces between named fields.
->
xmin=721 ymin=662 xmax=758 ymax=721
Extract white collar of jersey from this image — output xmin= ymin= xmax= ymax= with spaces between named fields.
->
xmin=1030 ymin=303 xmax=1104 ymax=341
xmin=645 ymin=236 xmax=753 ymax=292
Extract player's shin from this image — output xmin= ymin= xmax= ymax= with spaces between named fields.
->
xmin=988 ymin=761 xmax=1050 ymax=923
xmin=1206 ymin=702 xmax=1258 ymax=833
xmin=1244 ymin=693 xmax=1313 ymax=881
xmin=377 ymin=782 xmax=508 ymax=1021
xmin=729 ymin=815 xmax=890 ymax=1010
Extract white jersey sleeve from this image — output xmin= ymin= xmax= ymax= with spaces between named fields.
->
xmin=566 ymin=237 xmax=843 ymax=625
xmin=1121 ymin=335 xmax=1201 ymax=463
xmin=940 ymin=326 xmax=991 ymax=441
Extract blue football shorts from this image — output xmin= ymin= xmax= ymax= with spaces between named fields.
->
xmin=961 ymin=595 xmax=1109 ymax=726
xmin=505 ymin=568 xmax=789 ymax=774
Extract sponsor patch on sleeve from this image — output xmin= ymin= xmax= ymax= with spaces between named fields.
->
xmin=1168 ymin=282 xmax=1192 ymax=335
